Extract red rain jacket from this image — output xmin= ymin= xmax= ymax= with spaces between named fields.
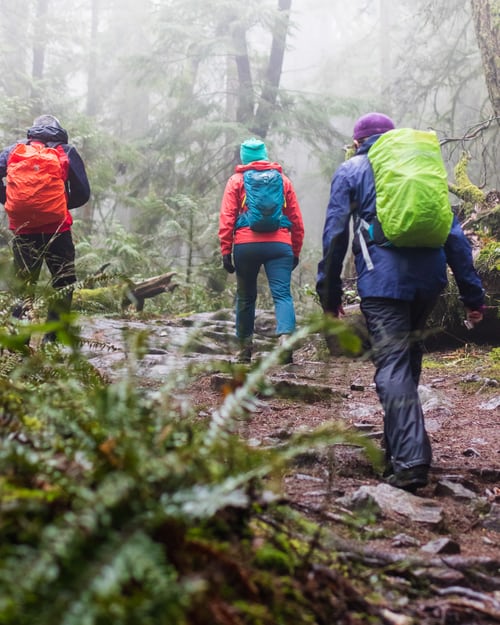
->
xmin=218 ymin=161 xmax=304 ymax=257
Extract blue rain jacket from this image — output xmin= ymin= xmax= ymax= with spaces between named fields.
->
xmin=316 ymin=135 xmax=484 ymax=312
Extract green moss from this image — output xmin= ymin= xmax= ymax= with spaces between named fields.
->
xmin=344 ymin=144 xmax=357 ymax=160
xmin=476 ymin=241 xmax=500 ymax=273
xmin=449 ymin=152 xmax=485 ymax=214
xmin=254 ymin=545 xmax=293 ymax=574
xmin=73 ymin=286 xmax=124 ymax=313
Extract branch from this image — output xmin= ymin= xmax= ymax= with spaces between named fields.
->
xmin=438 ymin=115 xmax=500 ymax=147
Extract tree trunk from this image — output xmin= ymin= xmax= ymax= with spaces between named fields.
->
xmin=252 ymin=0 xmax=292 ymax=138
xmin=379 ymin=0 xmax=392 ymax=114
xmin=30 ymin=0 xmax=49 ymax=110
xmin=232 ymin=24 xmax=255 ymax=127
xmin=470 ymin=0 xmax=500 ymax=115
xmin=86 ymin=0 xmax=100 ymax=117
xmin=80 ymin=0 xmax=100 ymax=231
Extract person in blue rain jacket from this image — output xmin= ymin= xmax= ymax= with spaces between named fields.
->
xmin=316 ymin=112 xmax=485 ymax=492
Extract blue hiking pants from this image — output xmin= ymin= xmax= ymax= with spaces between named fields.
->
xmin=233 ymin=242 xmax=295 ymax=341
xmin=360 ymin=295 xmax=438 ymax=473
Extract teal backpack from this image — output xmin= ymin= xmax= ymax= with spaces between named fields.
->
xmin=364 ymin=128 xmax=453 ymax=249
xmin=236 ymin=168 xmax=291 ymax=232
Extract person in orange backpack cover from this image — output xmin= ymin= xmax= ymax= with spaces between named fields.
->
xmin=0 ymin=114 xmax=91 ymax=344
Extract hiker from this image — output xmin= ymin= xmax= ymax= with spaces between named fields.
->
xmin=316 ymin=112 xmax=485 ymax=492
xmin=219 ymin=138 xmax=304 ymax=363
xmin=0 ymin=114 xmax=91 ymax=344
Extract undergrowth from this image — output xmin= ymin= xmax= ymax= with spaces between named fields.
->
xmin=0 ymin=314 xmax=390 ymax=625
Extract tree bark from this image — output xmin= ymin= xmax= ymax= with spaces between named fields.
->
xmin=379 ymin=0 xmax=393 ymax=114
xmin=122 ymin=272 xmax=177 ymax=311
xmin=31 ymin=0 xmax=49 ymax=110
xmin=232 ymin=24 xmax=255 ymax=127
xmin=86 ymin=0 xmax=100 ymax=117
xmin=470 ymin=0 xmax=500 ymax=115
xmin=252 ymin=0 xmax=292 ymax=138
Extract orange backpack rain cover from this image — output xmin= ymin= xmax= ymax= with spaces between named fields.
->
xmin=5 ymin=142 xmax=69 ymax=230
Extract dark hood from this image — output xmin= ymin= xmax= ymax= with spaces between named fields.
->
xmin=27 ymin=124 xmax=69 ymax=145
xmin=356 ymin=133 xmax=384 ymax=156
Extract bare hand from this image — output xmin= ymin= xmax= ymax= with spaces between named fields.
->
xmin=465 ymin=307 xmax=483 ymax=328
xmin=325 ymin=305 xmax=345 ymax=318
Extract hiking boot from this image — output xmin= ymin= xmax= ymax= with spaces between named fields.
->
xmin=278 ymin=334 xmax=293 ymax=364
xmin=385 ymin=464 xmax=429 ymax=493
xmin=235 ymin=341 xmax=253 ymax=364
xmin=42 ymin=332 xmax=57 ymax=345
xmin=382 ymin=463 xmax=394 ymax=479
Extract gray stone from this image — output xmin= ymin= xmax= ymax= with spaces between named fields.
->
xmin=463 ymin=447 xmax=481 ymax=457
xmin=337 ymin=483 xmax=443 ymax=526
xmin=391 ymin=533 xmax=421 ymax=548
xmin=482 ymin=503 xmax=500 ymax=532
xmin=434 ymin=479 xmax=478 ymax=501
xmin=418 ymin=384 xmax=453 ymax=414
xmin=479 ymin=396 xmax=500 ymax=410
xmin=421 ymin=537 xmax=461 ymax=555
xmin=424 ymin=568 xmax=465 ymax=585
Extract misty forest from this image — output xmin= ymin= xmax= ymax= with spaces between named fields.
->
xmin=0 ymin=1 xmax=499 ymax=624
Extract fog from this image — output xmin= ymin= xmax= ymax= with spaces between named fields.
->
xmin=0 ymin=0 xmax=498 ymax=276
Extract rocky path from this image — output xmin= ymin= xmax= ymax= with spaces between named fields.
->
xmin=79 ymin=310 xmax=500 ymax=620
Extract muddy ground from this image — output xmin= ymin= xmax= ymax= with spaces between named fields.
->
xmin=186 ymin=337 xmax=500 ymax=558
xmin=81 ymin=312 xmax=500 ymax=621
xmin=81 ymin=313 xmax=500 ymax=558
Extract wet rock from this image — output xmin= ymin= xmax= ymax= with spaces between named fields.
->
xmin=337 ymin=483 xmax=443 ymax=526
xmin=464 ymin=374 xmax=499 ymax=388
xmin=470 ymin=467 xmax=500 ymax=482
xmin=421 ymin=537 xmax=461 ymax=555
xmin=479 ymin=395 xmax=500 ymax=410
xmin=423 ymin=417 xmax=443 ymax=433
xmin=434 ymin=479 xmax=478 ymax=501
xmin=302 ymin=489 xmax=329 ymax=498
xmin=272 ymin=379 xmax=342 ymax=403
xmin=463 ymin=447 xmax=481 ymax=457
xmin=482 ymin=503 xmax=500 ymax=532
xmin=380 ymin=608 xmax=413 ymax=625
xmin=293 ymin=474 xmax=324 ymax=483
xmin=391 ymin=533 xmax=421 ymax=548
xmin=424 ymin=568 xmax=465 ymax=585
xmin=418 ymin=384 xmax=453 ymax=414
xmin=210 ymin=373 xmax=341 ymax=403
xmin=349 ymin=406 xmax=377 ymax=419
xmin=352 ymin=422 xmax=377 ymax=431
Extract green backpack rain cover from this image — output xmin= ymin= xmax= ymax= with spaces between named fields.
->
xmin=367 ymin=128 xmax=453 ymax=247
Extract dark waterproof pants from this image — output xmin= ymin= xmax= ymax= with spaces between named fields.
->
xmin=11 ymin=231 xmax=76 ymax=335
xmin=360 ymin=296 xmax=437 ymax=473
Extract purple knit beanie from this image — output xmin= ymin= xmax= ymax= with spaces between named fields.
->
xmin=353 ymin=112 xmax=395 ymax=141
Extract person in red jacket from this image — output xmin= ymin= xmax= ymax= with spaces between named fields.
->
xmin=219 ymin=138 xmax=304 ymax=363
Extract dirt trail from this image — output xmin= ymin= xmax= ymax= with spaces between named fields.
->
xmin=81 ymin=313 xmax=499 ymax=564
xmin=187 ymin=339 xmax=500 ymax=561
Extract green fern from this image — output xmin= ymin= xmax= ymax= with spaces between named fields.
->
xmin=0 ymin=315 xmax=383 ymax=625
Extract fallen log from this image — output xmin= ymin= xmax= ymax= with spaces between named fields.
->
xmin=323 ymin=299 xmax=500 ymax=355
xmin=121 ymin=271 xmax=178 ymax=311
xmin=73 ymin=271 xmax=178 ymax=313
